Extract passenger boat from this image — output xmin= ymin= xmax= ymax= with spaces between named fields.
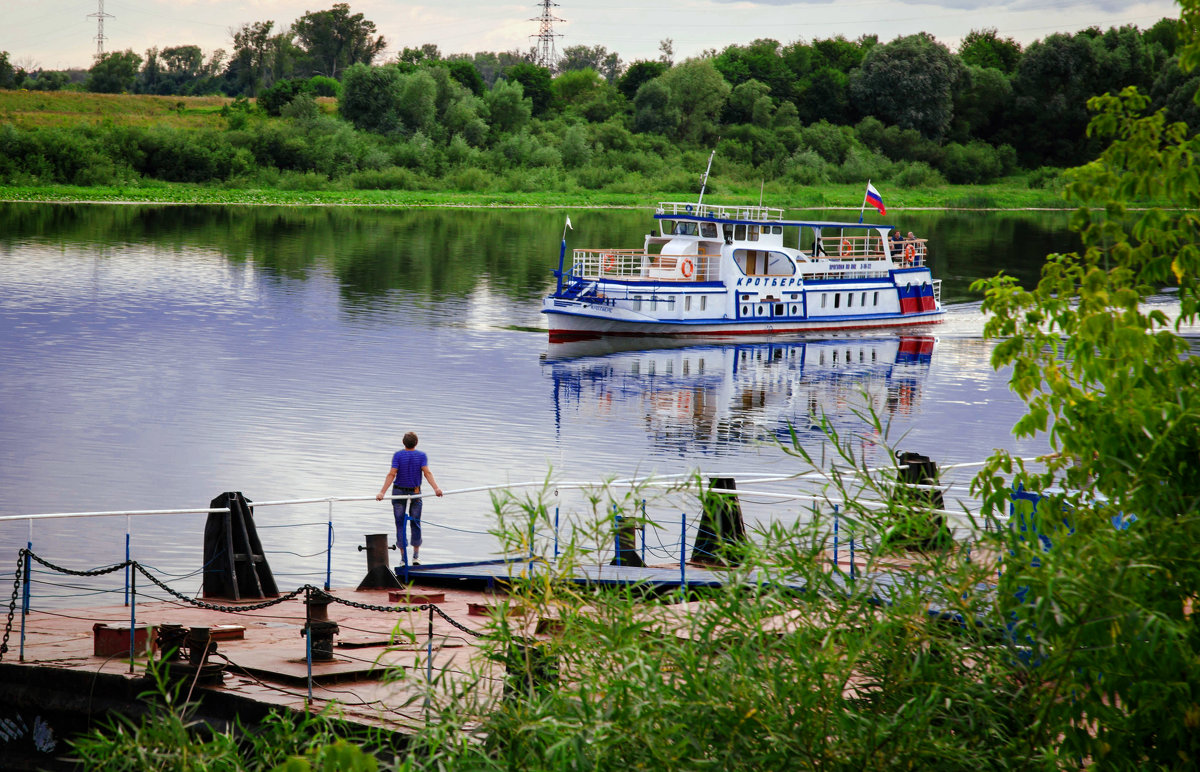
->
xmin=542 ymin=199 xmax=943 ymax=342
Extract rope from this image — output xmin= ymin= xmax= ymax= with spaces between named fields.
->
xmin=0 ymin=549 xmax=483 ymax=662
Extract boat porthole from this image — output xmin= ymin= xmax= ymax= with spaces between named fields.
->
xmin=790 ymin=304 xmax=798 ymax=315
xmin=741 ymin=305 xmax=749 ymax=316
xmin=757 ymin=306 xmax=765 ymax=316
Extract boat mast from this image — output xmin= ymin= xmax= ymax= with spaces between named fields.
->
xmin=696 ymin=148 xmax=717 ymax=209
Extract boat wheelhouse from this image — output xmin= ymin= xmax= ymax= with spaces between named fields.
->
xmin=543 ymin=201 xmax=943 ymax=341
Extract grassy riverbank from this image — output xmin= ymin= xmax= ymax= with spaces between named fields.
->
xmin=0 ymin=181 xmax=1073 ymax=209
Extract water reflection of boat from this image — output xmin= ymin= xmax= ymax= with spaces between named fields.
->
xmin=543 ymin=200 xmax=943 ymax=342
xmin=544 ymin=335 xmax=936 ymax=453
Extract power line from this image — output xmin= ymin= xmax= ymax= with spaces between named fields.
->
xmin=87 ymin=0 xmax=115 ymax=58
xmin=530 ymin=0 xmax=564 ymax=69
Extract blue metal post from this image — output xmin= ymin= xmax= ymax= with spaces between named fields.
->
xmin=325 ymin=500 xmax=334 ymax=590
xmin=613 ymin=510 xmax=622 ymax=566
xmin=19 ymin=542 xmax=31 ymax=661
xmin=555 ymin=237 xmax=567 ymax=294
xmin=679 ymin=513 xmax=686 ymax=595
xmin=833 ymin=505 xmax=840 ymax=568
xmin=554 ymin=505 xmax=560 ymax=560
xmin=128 ymin=566 xmax=136 ymax=673
xmin=124 ymin=515 xmax=131 ymax=606
xmin=400 ymin=504 xmax=410 ymax=583
xmin=425 ymin=605 xmax=433 ymax=718
xmin=306 ymin=614 xmax=313 ymax=704
xmin=640 ymin=499 xmax=647 ymax=565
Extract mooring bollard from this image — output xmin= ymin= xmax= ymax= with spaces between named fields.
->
xmin=356 ymin=533 xmax=402 ymax=590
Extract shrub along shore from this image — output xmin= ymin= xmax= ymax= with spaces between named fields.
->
xmin=0 ymin=182 xmax=1078 ymax=210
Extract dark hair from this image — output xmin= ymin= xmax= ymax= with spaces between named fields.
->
xmin=403 ymin=432 xmax=418 ymax=449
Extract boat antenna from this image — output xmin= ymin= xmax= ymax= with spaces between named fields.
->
xmin=758 ymin=179 xmax=765 ymax=208
xmin=697 ymin=147 xmax=717 ymax=208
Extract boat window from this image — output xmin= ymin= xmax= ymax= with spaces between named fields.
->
xmin=701 ymin=223 xmax=717 ymax=238
xmin=685 ymin=296 xmax=692 ymax=311
xmin=735 ymin=249 xmax=795 ymax=276
xmin=834 ymin=293 xmax=841 ymax=308
xmin=873 ymin=291 xmax=879 ymax=305
xmin=735 ymin=224 xmax=746 ymax=240
xmin=701 ymin=296 xmax=707 ymax=311
xmin=661 ymin=220 xmax=674 ymax=236
xmin=861 ymin=292 xmax=867 ymax=306
xmin=748 ymin=225 xmax=760 ymax=241
xmin=673 ymin=221 xmax=698 ymax=236
xmin=847 ymin=293 xmax=853 ymax=308
xmin=633 ymin=295 xmax=642 ymax=311
xmin=821 ymin=294 xmax=827 ymax=309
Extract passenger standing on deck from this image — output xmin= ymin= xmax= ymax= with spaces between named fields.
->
xmin=376 ymin=432 xmax=442 ymax=565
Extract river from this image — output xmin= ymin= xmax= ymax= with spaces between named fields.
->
xmin=0 ymin=202 xmax=1083 ymax=601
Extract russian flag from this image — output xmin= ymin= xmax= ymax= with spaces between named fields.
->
xmin=866 ymin=182 xmax=886 ymax=215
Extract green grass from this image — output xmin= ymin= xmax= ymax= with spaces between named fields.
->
xmin=0 ymin=89 xmax=239 ymax=129
xmin=0 ymin=180 xmax=1078 ymax=210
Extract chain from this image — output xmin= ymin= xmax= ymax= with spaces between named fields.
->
xmin=430 ymin=604 xmax=484 ymax=638
xmin=0 ymin=549 xmax=25 ymax=661
xmin=132 ymin=563 xmax=309 ymax=612
xmin=26 ymin=551 xmax=129 ymax=577
xmin=6 ymin=549 xmax=483 ymax=639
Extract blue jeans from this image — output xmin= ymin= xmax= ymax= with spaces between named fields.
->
xmin=392 ymin=487 xmax=423 ymax=558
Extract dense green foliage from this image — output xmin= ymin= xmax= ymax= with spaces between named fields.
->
xmin=968 ymin=1 xmax=1200 ymax=764
xmin=0 ymin=7 xmax=1191 ymax=194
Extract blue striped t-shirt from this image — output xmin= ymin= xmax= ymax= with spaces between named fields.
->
xmin=391 ymin=449 xmax=427 ymax=488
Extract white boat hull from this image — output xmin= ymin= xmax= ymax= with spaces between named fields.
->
xmin=545 ymin=304 xmax=944 ymax=340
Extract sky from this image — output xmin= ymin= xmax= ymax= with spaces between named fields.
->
xmin=4 ymin=0 xmax=1183 ymax=73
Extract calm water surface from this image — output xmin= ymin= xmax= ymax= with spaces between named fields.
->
xmin=0 ymin=203 xmax=1081 ymax=600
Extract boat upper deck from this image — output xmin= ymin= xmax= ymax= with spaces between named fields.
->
xmin=655 ymin=201 xmax=891 ymax=232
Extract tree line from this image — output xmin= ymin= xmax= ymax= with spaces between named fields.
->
xmin=0 ymin=4 xmax=1193 ymax=191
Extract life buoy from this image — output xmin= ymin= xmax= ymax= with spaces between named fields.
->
xmin=603 ymin=253 xmax=617 ymax=271
xmin=841 ymin=238 xmax=853 ymax=254
xmin=903 ymin=243 xmax=916 ymax=264
xmin=680 ymin=258 xmax=695 ymax=278
xmin=685 ymin=204 xmax=694 ymax=213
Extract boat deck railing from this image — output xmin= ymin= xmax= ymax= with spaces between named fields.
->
xmin=571 ymin=249 xmax=718 ymax=282
xmin=657 ymin=201 xmax=785 ymax=222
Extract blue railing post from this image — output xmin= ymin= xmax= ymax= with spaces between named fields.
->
xmin=19 ymin=541 xmax=31 ymax=661
xmin=613 ymin=508 xmax=622 ymax=567
xmin=128 ymin=564 xmax=136 ymax=674
xmin=554 ymin=505 xmax=560 ymax=560
xmin=124 ymin=514 xmax=131 ymax=606
xmin=528 ymin=515 xmax=536 ymax=574
xmin=679 ymin=513 xmax=686 ymax=595
xmin=325 ymin=500 xmax=334 ymax=591
xmin=833 ymin=505 xmax=840 ymax=568
xmin=425 ymin=605 xmax=434 ymax=719
xmin=641 ymin=499 xmax=647 ymax=566
xmin=306 ymin=604 xmax=314 ymax=705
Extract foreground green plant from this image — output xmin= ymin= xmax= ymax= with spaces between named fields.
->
xmin=68 ymin=661 xmax=378 ymax=771
xmin=970 ymin=1 xmax=1200 ymax=765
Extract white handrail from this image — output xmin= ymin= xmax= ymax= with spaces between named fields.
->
xmin=0 ymin=507 xmax=230 ymax=524
xmin=0 ymin=458 xmax=1048 ymax=523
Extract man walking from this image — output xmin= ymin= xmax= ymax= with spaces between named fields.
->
xmin=376 ymin=432 xmax=442 ymax=565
